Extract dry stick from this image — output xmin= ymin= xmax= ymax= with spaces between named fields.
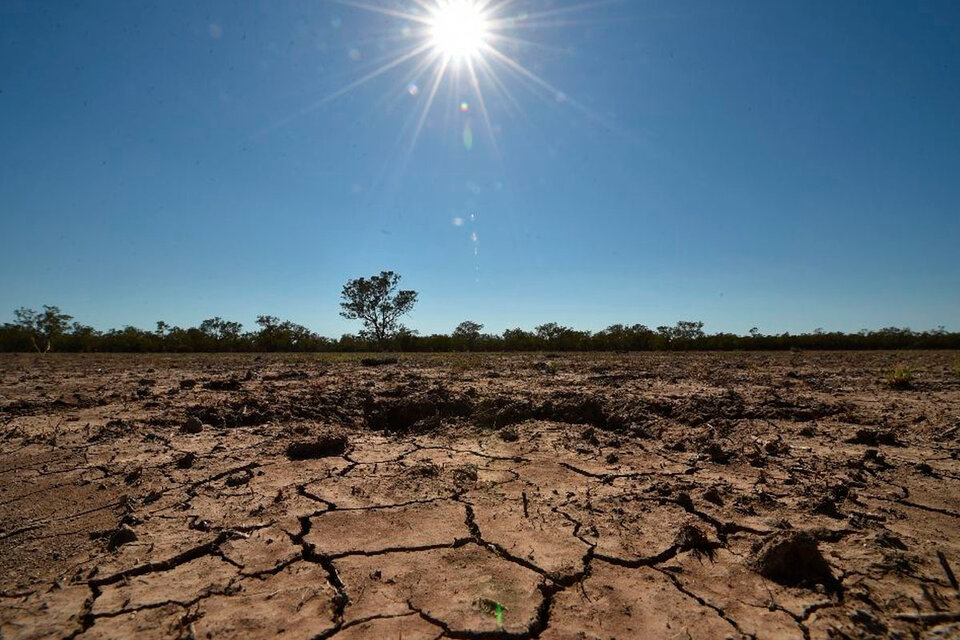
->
xmin=937 ymin=550 xmax=959 ymax=591
xmin=522 ymin=491 xmax=529 ymax=518
xmin=937 ymin=424 xmax=959 ymax=441
xmin=893 ymin=612 xmax=960 ymax=625
xmin=0 ymin=522 xmax=45 ymax=541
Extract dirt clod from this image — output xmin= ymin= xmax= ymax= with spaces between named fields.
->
xmin=181 ymin=416 xmax=204 ymax=434
xmin=498 ymin=426 xmax=519 ymax=442
xmin=107 ymin=524 xmax=138 ymax=550
xmin=846 ymin=428 xmax=900 ymax=446
xmin=202 ymin=378 xmax=242 ymax=391
xmin=175 ymin=452 xmax=196 ymax=469
xmin=285 ymin=433 xmax=348 ymax=459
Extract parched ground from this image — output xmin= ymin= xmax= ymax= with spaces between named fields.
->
xmin=1 ymin=351 xmax=958 ymax=640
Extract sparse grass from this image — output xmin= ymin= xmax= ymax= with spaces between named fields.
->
xmin=885 ymin=365 xmax=914 ymax=390
xmin=953 ymin=356 xmax=960 ymax=379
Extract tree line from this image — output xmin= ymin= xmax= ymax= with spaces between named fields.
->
xmin=2 ymin=307 xmax=958 ymax=353
xmin=2 ymin=271 xmax=958 ymax=352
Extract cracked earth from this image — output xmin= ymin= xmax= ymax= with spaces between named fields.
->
xmin=1 ymin=351 xmax=958 ymax=639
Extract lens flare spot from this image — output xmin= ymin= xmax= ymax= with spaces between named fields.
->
xmin=460 ymin=101 xmax=470 ymax=112
xmin=463 ymin=122 xmax=473 ymax=150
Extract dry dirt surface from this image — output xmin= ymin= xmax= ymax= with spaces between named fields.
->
xmin=1 ymin=351 xmax=959 ymax=640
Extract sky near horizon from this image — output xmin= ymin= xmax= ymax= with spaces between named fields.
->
xmin=1 ymin=0 xmax=958 ymax=338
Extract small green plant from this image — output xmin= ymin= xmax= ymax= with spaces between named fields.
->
xmin=885 ymin=365 xmax=914 ymax=390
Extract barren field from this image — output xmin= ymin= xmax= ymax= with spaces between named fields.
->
xmin=0 ymin=351 xmax=958 ymax=639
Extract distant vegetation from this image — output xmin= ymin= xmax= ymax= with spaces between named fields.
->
xmin=1 ymin=306 xmax=958 ymax=353
xmin=1 ymin=273 xmax=956 ymax=352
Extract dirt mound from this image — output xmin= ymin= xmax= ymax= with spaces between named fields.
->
xmin=363 ymin=388 xmax=473 ymax=431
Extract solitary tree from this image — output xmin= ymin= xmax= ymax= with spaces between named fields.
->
xmin=340 ymin=271 xmax=418 ymax=347
xmin=453 ymin=321 xmax=484 ymax=350
xmin=13 ymin=306 xmax=73 ymax=353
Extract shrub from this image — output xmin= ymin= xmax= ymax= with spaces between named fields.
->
xmin=885 ymin=366 xmax=914 ymax=389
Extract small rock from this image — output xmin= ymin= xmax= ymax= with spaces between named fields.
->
xmin=179 ymin=379 xmax=197 ymax=389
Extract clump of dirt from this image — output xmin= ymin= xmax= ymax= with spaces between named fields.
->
xmin=748 ymin=530 xmax=834 ymax=587
xmin=263 ymin=370 xmax=309 ymax=381
xmin=175 ymin=452 xmax=196 ymax=469
xmin=363 ymin=389 xmax=472 ymax=431
xmin=360 ymin=357 xmax=398 ymax=366
xmin=498 ymin=426 xmax=519 ymax=442
xmin=285 ymin=433 xmax=348 ymax=459
xmin=185 ymin=399 xmax=274 ymax=428
xmin=846 ymin=428 xmax=901 ymax=446
xmin=107 ymin=524 xmax=138 ymax=550
xmin=181 ymin=416 xmax=204 ymax=434
xmin=202 ymin=378 xmax=242 ymax=391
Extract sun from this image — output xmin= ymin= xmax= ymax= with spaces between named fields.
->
xmin=428 ymin=0 xmax=489 ymax=60
xmin=261 ymin=0 xmax=606 ymax=152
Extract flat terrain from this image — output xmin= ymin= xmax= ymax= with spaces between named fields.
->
xmin=1 ymin=351 xmax=958 ymax=639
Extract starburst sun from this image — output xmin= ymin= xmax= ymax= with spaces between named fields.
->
xmin=268 ymin=0 xmax=604 ymax=152
xmin=428 ymin=1 xmax=489 ymax=60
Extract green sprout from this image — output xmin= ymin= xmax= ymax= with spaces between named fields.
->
xmin=474 ymin=597 xmax=506 ymax=628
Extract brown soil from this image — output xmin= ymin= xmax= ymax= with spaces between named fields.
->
xmin=1 ymin=351 xmax=959 ymax=639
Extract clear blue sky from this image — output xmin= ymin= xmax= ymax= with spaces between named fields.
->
xmin=1 ymin=0 xmax=958 ymax=337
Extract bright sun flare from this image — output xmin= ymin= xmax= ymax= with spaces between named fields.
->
xmin=266 ymin=0 xmax=604 ymax=154
xmin=429 ymin=1 xmax=489 ymax=60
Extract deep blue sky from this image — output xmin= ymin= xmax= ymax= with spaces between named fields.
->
xmin=1 ymin=0 xmax=958 ymax=337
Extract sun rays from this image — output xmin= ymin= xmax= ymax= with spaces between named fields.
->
xmin=259 ymin=0 xmax=610 ymax=155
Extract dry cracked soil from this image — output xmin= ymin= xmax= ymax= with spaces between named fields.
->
xmin=1 ymin=351 xmax=959 ymax=639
